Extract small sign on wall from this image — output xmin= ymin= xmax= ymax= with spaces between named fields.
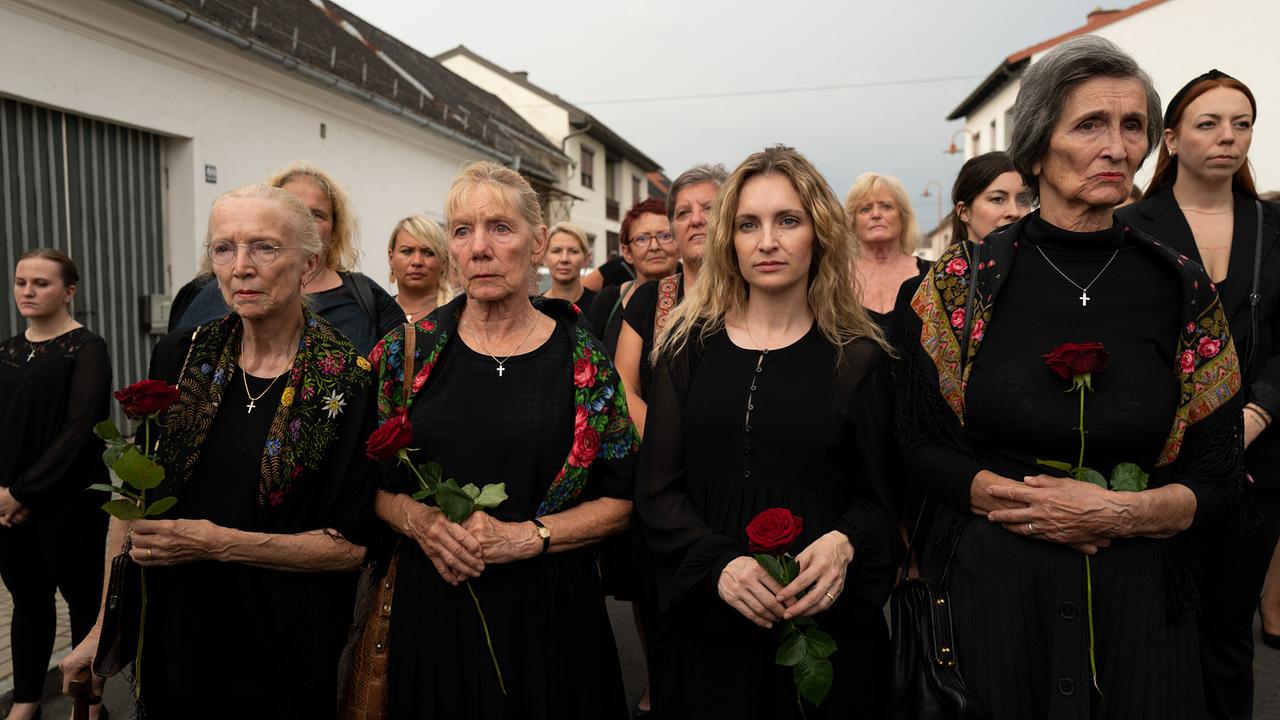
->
xmin=205 ymin=165 xmax=217 ymax=184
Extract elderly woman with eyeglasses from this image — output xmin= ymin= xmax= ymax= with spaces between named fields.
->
xmin=898 ymin=37 xmax=1246 ymax=718
xmin=60 ymin=185 xmax=377 ymax=719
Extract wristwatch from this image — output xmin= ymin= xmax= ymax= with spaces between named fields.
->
xmin=532 ymin=518 xmax=551 ymax=555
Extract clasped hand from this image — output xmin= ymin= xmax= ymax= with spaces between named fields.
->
xmin=0 ymin=486 xmax=30 ymax=527
xmin=398 ymin=500 xmax=533 ymax=586
xmin=977 ymin=472 xmax=1121 ymax=554
xmin=128 ymin=518 xmax=224 ymax=566
xmin=718 ymin=531 xmax=854 ymax=629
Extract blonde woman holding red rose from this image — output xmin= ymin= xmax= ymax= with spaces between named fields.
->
xmin=636 ymin=146 xmax=900 ymax=719
xmin=1 ymin=249 xmax=111 ymax=720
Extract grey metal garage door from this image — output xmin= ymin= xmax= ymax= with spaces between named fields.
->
xmin=0 ymin=96 xmax=166 ymax=395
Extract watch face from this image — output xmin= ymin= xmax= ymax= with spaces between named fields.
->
xmin=537 ymin=526 xmax=551 ymax=540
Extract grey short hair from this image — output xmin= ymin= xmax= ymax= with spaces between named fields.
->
xmin=1008 ymin=35 xmax=1162 ymax=202
xmin=666 ymin=163 xmax=729 ymax=220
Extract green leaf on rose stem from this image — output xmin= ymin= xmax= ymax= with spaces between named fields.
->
xmin=1072 ymin=466 xmax=1108 ymax=489
xmin=461 ymin=483 xmax=481 ymax=500
xmin=410 ymin=489 xmax=433 ymax=501
xmin=804 ymin=629 xmax=838 ymax=659
xmin=753 ymin=553 xmax=788 ymax=586
xmin=1109 ymin=462 xmax=1149 ymax=493
xmin=776 ymin=630 xmax=807 ymax=667
xmin=420 ymin=461 xmax=443 ymax=487
xmin=794 ymin=655 xmax=834 ymax=706
xmin=435 ymin=479 xmax=477 ymax=523
xmin=94 ymin=420 xmax=122 ymax=441
xmin=144 ymin=496 xmax=178 ymax=517
xmin=102 ymin=440 xmax=128 ymax=468
xmin=474 ymin=483 xmax=508 ymax=510
xmin=102 ymin=499 xmax=143 ymax=520
xmin=111 ymin=445 xmax=164 ymax=490
xmin=1036 ymin=458 xmax=1074 ymax=473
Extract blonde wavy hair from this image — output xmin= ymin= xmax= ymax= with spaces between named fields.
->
xmin=843 ymin=172 xmax=922 ymax=256
xmin=653 ymin=146 xmax=888 ymax=364
xmin=388 ymin=214 xmax=452 ymax=307
xmin=268 ymin=161 xmax=360 ymax=271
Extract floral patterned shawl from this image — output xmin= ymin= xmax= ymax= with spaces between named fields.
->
xmin=156 ymin=310 xmax=373 ymax=507
xmin=368 ymin=295 xmax=639 ymax=516
xmin=911 ymin=214 xmax=1241 ymax=467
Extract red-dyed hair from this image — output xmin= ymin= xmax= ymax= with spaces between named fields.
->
xmin=619 ymin=197 xmax=668 ymax=246
xmin=1145 ymin=76 xmax=1259 ymax=200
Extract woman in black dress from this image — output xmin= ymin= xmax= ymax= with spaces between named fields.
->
xmin=541 ymin=221 xmax=597 ymax=315
xmin=1118 ymin=70 xmax=1278 ymax=719
xmin=845 ymin=172 xmax=930 ymax=333
xmin=585 ymin=198 xmax=677 ymax=355
xmin=637 ymin=145 xmax=900 ymax=719
xmin=616 ymin=165 xmax=727 ymax=434
xmin=60 ymin=185 xmax=377 ymax=719
xmin=370 ymin=161 xmax=639 ymax=719
xmin=1 ymin=249 xmax=110 ymax=720
xmin=899 ymin=37 xmax=1246 ymax=719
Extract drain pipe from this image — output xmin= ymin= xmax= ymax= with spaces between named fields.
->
xmin=128 ymin=0 xmax=519 ymax=167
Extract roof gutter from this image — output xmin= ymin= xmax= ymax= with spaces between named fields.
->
xmin=127 ymin=0 xmax=525 ymax=169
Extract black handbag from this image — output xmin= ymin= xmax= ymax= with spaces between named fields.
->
xmin=890 ymin=240 xmax=989 ymax=719
xmin=92 ymin=538 xmax=141 ymax=677
xmin=889 ymin=517 xmax=988 ymax=720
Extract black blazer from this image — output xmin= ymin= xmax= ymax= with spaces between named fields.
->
xmin=1119 ymin=187 xmax=1280 ymax=489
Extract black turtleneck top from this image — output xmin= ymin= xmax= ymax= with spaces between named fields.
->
xmin=960 ymin=212 xmax=1183 ymax=484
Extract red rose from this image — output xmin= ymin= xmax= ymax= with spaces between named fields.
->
xmin=114 ymin=379 xmax=180 ymax=418
xmin=970 ymin=318 xmax=986 ymax=342
xmin=1043 ymin=342 xmax=1109 ymax=380
xmin=1197 ymin=336 xmax=1222 ymax=359
xmin=945 ymin=258 xmax=969 ymax=276
xmin=365 ymin=409 xmax=413 ymax=460
xmin=1185 ymin=322 xmax=1196 ymax=334
xmin=1179 ymin=349 xmax=1197 ymax=374
xmin=746 ymin=507 xmax=804 ymax=555
xmin=575 ymin=405 xmax=589 ymax=435
xmin=950 ymin=308 xmax=965 ymax=329
xmin=570 ymin=425 xmax=601 ymax=467
xmin=573 ymin=357 xmax=597 ymax=388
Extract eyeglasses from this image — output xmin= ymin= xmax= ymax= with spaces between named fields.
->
xmin=206 ymin=240 xmax=291 ymax=266
xmin=627 ymin=231 xmax=675 ymax=248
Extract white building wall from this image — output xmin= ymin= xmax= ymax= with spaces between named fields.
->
xmin=961 ymin=0 xmax=1280 ymax=192
xmin=436 ymin=55 xmax=570 ymax=150
xmin=567 ymin=134 xmax=610 ymax=262
xmin=0 ymin=0 xmax=504 ymax=294
xmin=962 ymin=81 xmax=1020 ymax=160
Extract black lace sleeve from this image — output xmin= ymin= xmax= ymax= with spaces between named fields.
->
xmin=1160 ymin=390 xmax=1246 ymax=529
xmin=893 ymin=309 xmax=984 ymax=513
xmin=635 ymin=348 xmax=742 ymax=611
xmin=830 ymin=341 xmax=902 ymax=577
xmin=9 ymin=335 xmax=112 ymax=507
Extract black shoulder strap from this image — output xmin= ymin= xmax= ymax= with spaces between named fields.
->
xmin=1247 ymin=200 xmax=1265 ymax=368
xmin=342 ymin=272 xmax=378 ymax=328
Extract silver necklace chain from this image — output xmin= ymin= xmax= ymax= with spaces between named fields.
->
xmin=1033 ymin=244 xmax=1120 ymax=308
xmin=462 ymin=312 xmax=539 ymax=378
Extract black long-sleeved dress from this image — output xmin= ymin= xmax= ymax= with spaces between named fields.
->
xmin=898 ymin=212 xmax=1246 ymax=720
xmin=637 ymin=326 xmax=900 ymax=719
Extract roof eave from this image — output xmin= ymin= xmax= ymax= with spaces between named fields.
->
xmin=946 ymin=58 xmax=1028 ymax=121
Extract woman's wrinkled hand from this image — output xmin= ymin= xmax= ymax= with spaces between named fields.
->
xmin=776 ymin=531 xmax=854 ymax=619
xmin=461 ymin=511 xmax=539 ymax=565
xmin=59 ymin=626 xmax=101 ymax=694
xmin=986 ymin=474 xmax=1124 ymax=553
xmin=969 ymin=470 xmax=1032 ymax=515
xmin=718 ymin=556 xmax=787 ymax=629
xmin=128 ymin=518 xmax=224 ymax=566
xmin=397 ymin=500 xmax=484 ymax=585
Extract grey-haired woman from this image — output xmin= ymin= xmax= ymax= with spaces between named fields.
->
xmin=897 ymin=36 xmax=1245 ymax=719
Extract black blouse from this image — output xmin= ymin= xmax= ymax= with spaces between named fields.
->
xmin=622 ymin=275 xmax=684 ymax=398
xmin=637 ymin=327 xmax=900 ymax=615
xmin=0 ymin=328 xmax=110 ymax=509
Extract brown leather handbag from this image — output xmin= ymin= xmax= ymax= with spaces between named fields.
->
xmin=338 ymin=324 xmax=415 ymax=720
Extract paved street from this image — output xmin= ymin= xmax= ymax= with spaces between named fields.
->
xmin=8 ymin=591 xmax=1280 ymax=716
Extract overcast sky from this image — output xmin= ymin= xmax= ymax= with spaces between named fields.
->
xmin=339 ymin=0 xmax=1111 ymax=231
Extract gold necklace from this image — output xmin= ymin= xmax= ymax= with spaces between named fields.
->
xmin=462 ymin=311 xmax=539 ymax=378
xmin=399 ymin=297 xmax=436 ymax=322
xmin=240 ymin=365 xmax=286 ymax=414
xmin=1183 ymin=207 xmax=1232 ymax=215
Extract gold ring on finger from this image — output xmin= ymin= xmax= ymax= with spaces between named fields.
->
xmin=148 ymin=548 xmax=154 ymax=558
xmin=824 ymin=592 xmax=836 ymax=603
